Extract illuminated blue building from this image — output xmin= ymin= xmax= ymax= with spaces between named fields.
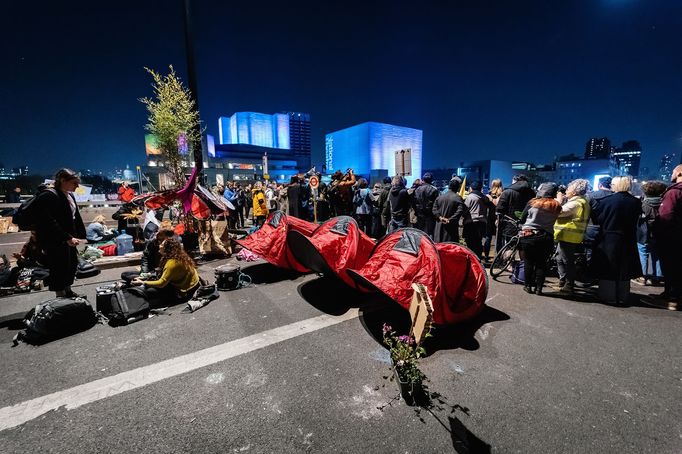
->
xmin=325 ymin=122 xmax=422 ymax=185
xmin=218 ymin=112 xmax=290 ymax=149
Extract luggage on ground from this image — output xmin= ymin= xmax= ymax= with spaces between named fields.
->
xmin=215 ymin=264 xmax=242 ymax=290
xmin=510 ymin=261 xmax=525 ymax=284
xmin=14 ymin=297 xmax=97 ymax=345
xmin=103 ymin=287 xmax=150 ymax=326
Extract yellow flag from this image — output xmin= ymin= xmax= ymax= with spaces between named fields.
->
xmin=459 ymin=176 xmax=467 ymax=198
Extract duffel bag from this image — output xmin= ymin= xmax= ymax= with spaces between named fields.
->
xmin=76 ymin=259 xmax=101 ymax=279
xmin=107 ymin=287 xmax=150 ymax=326
xmin=13 ymin=297 xmax=98 ymax=345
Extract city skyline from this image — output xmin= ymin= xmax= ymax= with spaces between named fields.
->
xmin=2 ymin=0 xmax=681 ymax=175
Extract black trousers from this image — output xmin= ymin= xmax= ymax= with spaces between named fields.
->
xmin=520 ymin=231 xmax=554 ymax=289
xmin=45 ymin=243 xmax=78 ymax=292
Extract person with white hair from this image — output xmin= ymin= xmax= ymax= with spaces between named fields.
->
xmin=590 ymin=175 xmax=642 ymax=305
xmin=553 ymin=178 xmax=591 ymax=294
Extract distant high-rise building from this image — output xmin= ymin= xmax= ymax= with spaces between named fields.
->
xmin=611 ymin=140 xmax=641 ymax=177
xmin=284 ymin=112 xmax=311 ymax=170
xmin=217 ymin=111 xmax=311 ymax=169
xmin=585 ymin=137 xmax=611 ymax=159
xmin=659 ymin=152 xmax=678 ymax=181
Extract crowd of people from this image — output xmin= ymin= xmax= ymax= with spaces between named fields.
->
xmin=13 ymin=163 xmax=682 ymax=312
xmin=225 ymin=166 xmax=681 ymax=310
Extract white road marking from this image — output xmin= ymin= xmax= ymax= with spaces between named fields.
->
xmin=0 ymin=242 xmax=27 ymax=246
xmin=0 ymin=310 xmax=359 ymax=431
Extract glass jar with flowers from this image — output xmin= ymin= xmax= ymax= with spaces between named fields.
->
xmin=382 ymin=323 xmax=428 ymax=404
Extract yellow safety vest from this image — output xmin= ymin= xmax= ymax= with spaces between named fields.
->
xmin=554 ymin=196 xmax=590 ymax=244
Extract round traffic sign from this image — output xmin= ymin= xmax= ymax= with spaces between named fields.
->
xmin=309 ymin=175 xmax=319 ymax=189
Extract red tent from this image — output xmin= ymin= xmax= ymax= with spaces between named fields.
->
xmin=237 ymin=211 xmax=316 ymax=273
xmin=347 ymin=228 xmax=487 ymax=325
xmin=287 ymin=216 xmax=376 ymax=289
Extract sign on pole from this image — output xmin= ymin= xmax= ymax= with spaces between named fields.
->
xmin=394 ymin=149 xmax=412 ymax=176
xmin=309 ymin=175 xmax=319 ymax=189
xmin=262 ymin=153 xmax=269 ymax=179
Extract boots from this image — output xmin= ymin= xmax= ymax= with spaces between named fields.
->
xmin=535 ymin=270 xmax=545 ymax=295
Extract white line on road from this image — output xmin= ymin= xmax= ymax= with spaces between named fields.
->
xmin=0 ymin=310 xmax=359 ymax=432
xmin=0 ymin=242 xmax=27 ymax=246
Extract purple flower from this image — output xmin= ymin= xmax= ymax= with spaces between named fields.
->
xmin=382 ymin=324 xmax=392 ymax=334
xmin=398 ymin=335 xmax=410 ymax=343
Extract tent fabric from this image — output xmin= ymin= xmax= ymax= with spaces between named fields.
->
xmin=347 ymin=228 xmax=441 ymax=313
xmin=191 ymin=195 xmax=212 ymax=221
xmin=434 ymin=242 xmax=488 ymax=324
xmin=194 ymin=185 xmax=229 ymax=214
xmin=347 ymin=228 xmax=487 ymax=325
xmin=287 ymin=216 xmax=375 ymax=289
xmin=237 ymin=211 xmax=316 ymax=272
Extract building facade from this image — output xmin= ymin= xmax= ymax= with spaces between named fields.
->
xmin=217 ymin=111 xmax=311 ymax=170
xmin=612 ymin=140 xmax=641 ymax=177
xmin=585 ymin=137 xmax=611 ymax=159
xmin=325 ymin=122 xmax=422 ymax=186
xmin=658 ymin=152 xmax=678 ymax=181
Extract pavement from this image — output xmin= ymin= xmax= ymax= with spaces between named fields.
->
xmin=0 ymin=257 xmax=680 ymax=453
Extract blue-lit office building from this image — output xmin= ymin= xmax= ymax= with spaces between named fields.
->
xmin=217 ymin=111 xmax=311 ymax=169
xmin=325 ymin=122 xmax=422 ymax=186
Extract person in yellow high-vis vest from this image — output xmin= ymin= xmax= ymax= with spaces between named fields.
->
xmin=554 ymin=179 xmax=591 ymax=294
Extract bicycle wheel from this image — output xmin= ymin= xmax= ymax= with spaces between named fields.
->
xmin=490 ymin=236 xmax=519 ymax=278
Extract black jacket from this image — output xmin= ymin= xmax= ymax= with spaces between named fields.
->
xmin=383 ymin=185 xmax=410 ymax=222
xmin=591 ymin=192 xmax=642 ymax=280
xmin=33 ymin=189 xmax=86 ymax=247
xmin=496 ymin=181 xmax=536 ymax=219
xmin=413 ymin=183 xmax=439 ymax=218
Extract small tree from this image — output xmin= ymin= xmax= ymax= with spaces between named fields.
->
xmin=140 ymin=65 xmax=203 ymax=188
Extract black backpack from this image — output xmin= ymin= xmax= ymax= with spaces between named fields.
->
xmin=103 ymin=287 xmax=150 ymax=326
xmin=12 ymin=188 xmax=57 ymax=231
xmin=76 ymin=259 xmax=101 ymax=279
xmin=13 ymin=297 xmax=98 ymax=345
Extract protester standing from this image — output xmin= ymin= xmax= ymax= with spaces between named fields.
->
xmin=251 ymin=182 xmax=269 ymax=227
xmin=377 ymin=177 xmax=392 ymax=237
xmin=590 ymin=176 xmax=642 ymax=305
xmin=413 ymin=173 xmax=439 ymax=237
xmin=484 ymin=179 xmax=503 ymax=261
xmin=496 ymin=175 xmax=535 ymax=251
xmin=117 ymin=181 xmax=136 ymax=203
xmin=383 ymin=176 xmax=410 ymax=233
xmin=32 ymin=168 xmax=86 ymax=298
xmin=553 ymin=179 xmax=591 ymax=294
xmin=433 ymin=177 xmax=469 ymax=243
xmin=654 ymin=164 xmax=682 ymax=309
xmin=634 ymin=181 xmax=666 ymax=285
xmin=518 ymin=183 xmax=562 ymax=295
xmin=287 ymin=176 xmax=302 ymax=218
xmin=353 ymin=178 xmax=373 ymax=235
xmin=465 ymin=180 xmax=492 ymax=259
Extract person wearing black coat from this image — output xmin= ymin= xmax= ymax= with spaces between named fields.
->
xmin=413 ymin=173 xmax=439 ymax=238
xmin=32 ymin=169 xmax=86 ymax=298
xmin=590 ymin=175 xmax=642 ymax=305
xmin=382 ymin=176 xmax=410 ymax=233
xmin=287 ymin=176 xmax=302 ymax=219
xmin=433 ymin=177 xmax=470 ymax=243
xmin=495 ymin=175 xmax=536 ymax=250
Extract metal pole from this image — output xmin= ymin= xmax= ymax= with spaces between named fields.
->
xmin=182 ymin=0 xmax=203 ymax=163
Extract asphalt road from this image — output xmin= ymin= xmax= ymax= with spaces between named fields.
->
xmin=0 ymin=260 xmax=679 ymax=453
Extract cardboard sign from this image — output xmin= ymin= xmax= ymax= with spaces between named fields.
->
xmin=409 ymin=283 xmax=434 ymax=345
xmin=309 ymin=175 xmax=319 ymax=189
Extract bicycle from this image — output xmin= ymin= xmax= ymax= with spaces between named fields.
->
xmin=489 ymin=215 xmax=521 ymax=278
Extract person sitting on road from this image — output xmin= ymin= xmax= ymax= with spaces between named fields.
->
xmin=132 ymin=237 xmax=200 ymax=306
xmin=518 ymin=182 xmax=562 ymax=295
xmin=86 ymin=215 xmax=117 ymax=243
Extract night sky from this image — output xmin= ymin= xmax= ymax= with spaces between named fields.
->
xmin=2 ymin=0 xmax=681 ymax=176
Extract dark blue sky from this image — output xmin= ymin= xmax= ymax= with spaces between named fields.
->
xmin=2 ymin=0 xmax=681 ymax=175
